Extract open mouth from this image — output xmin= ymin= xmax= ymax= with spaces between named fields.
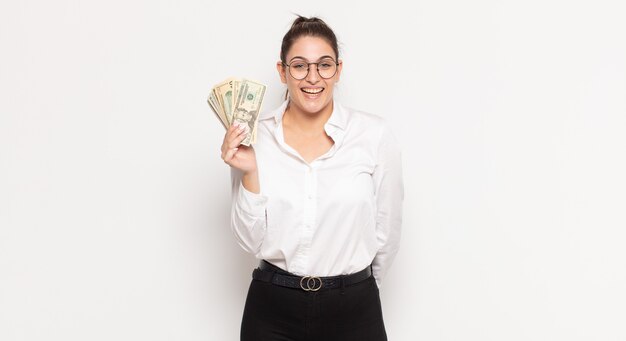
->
xmin=301 ymin=87 xmax=324 ymax=94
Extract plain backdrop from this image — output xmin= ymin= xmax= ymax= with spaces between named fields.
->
xmin=1 ymin=0 xmax=625 ymax=340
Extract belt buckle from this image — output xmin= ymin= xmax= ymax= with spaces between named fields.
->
xmin=299 ymin=276 xmax=322 ymax=291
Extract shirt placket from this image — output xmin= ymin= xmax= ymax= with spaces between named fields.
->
xmin=293 ymin=164 xmax=318 ymax=275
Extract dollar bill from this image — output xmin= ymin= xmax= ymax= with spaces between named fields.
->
xmin=231 ymin=79 xmax=266 ymax=146
xmin=207 ymin=92 xmax=228 ymax=128
xmin=214 ymin=78 xmax=236 ymax=125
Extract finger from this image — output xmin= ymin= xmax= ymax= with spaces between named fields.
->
xmin=228 ymin=129 xmax=248 ymax=149
xmin=230 ymin=121 xmax=245 ymax=132
xmin=221 ymin=144 xmax=237 ymax=160
xmin=223 ymin=124 xmax=235 ymax=142
xmin=223 ymin=147 xmax=239 ymax=163
xmin=226 ymin=122 xmax=246 ymax=142
xmin=225 ymin=125 xmax=248 ymax=149
xmin=223 ymin=122 xmax=242 ymax=142
xmin=222 ymin=123 xmax=246 ymax=153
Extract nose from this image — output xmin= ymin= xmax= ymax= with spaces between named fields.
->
xmin=305 ymin=63 xmax=321 ymax=83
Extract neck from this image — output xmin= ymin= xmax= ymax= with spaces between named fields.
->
xmin=283 ymin=100 xmax=334 ymax=134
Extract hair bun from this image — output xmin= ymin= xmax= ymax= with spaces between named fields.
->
xmin=291 ymin=15 xmax=325 ymax=28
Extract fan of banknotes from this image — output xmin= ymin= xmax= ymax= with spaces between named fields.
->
xmin=207 ymin=78 xmax=266 ymax=146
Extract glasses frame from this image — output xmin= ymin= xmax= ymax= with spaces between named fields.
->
xmin=282 ymin=59 xmax=340 ymax=80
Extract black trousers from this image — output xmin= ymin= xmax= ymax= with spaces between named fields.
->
xmin=240 ymin=266 xmax=388 ymax=341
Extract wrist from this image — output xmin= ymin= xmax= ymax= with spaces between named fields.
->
xmin=242 ymin=168 xmax=258 ymax=177
xmin=242 ymin=169 xmax=260 ymax=194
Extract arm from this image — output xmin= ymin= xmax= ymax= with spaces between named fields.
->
xmin=230 ymin=168 xmax=268 ymax=255
xmin=222 ymin=122 xmax=267 ymax=255
xmin=371 ymin=122 xmax=404 ymax=288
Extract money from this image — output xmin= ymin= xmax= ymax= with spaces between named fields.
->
xmin=208 ymin=91 xmax=227 ymax=129
xmin=214 ymin=78 xmax=235 ymax=124
xmin=232 ymin=80 xmax=266 ymax=145
xmin=207 ymin=78 xmax=266 ymax=146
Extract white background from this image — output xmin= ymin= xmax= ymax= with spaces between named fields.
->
xmin=1 ymin=0 xmax=625 ymax=340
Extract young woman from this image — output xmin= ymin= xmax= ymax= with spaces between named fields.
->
xmin=220 ymin=16 xmax=403 ymax=341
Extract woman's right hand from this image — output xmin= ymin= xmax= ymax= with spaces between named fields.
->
xmin=220 ymin=122 xmax=257 ymax=174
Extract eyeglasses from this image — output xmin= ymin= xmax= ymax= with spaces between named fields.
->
xmin=282 ymin=58 xmax=339 ymax=80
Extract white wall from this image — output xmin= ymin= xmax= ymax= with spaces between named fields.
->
xmin=1 ymin=0 xmax=625 ymax=340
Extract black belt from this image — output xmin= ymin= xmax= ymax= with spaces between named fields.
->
xmin=252 ymin=260 xmax=372 ymax=291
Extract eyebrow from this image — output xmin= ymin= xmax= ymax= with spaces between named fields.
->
xmin=289 ymin=55 xmax=336 ymax=62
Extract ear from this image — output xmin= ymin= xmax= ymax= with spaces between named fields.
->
xmin=335 ymin=60 xmax=343 ymax=82
xmin=276 ymin=61 xmax=288 ymax=84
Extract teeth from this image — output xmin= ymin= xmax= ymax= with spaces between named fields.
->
xmin=302 ymin=88 xmax=323 ymax=94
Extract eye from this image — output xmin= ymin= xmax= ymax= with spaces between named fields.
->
xmin=318 ymin=59 xmax=335 ymax=69
xmin=291 ymin=62 xmax=307 ymax=69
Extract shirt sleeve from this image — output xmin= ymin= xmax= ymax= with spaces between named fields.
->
xmin=371 ymin=122 xmax=404 ymax=288
xmin=230 ymin=168 xmax=268 ymax=255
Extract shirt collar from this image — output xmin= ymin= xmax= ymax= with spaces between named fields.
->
xmin=267 ymin=99 xmax=348 ymax=131
xmin=263 ymin=99 xmax=348 ymax=162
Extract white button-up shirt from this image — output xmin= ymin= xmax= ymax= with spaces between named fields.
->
xmin=230 ymin=100 xmax=403 ymax=288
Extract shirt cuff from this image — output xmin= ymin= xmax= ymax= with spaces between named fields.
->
xmin=237 ymin=184 xmax=268 ymax=217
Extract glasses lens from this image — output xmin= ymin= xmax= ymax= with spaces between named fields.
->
xmin=289 ymin=61 xmax=309 ymax=80
xmin=318 ymin=59 xmax=337 ymax=79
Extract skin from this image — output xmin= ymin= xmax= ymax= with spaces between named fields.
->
xmin=221 ymin=35 xmax=343 ymax=194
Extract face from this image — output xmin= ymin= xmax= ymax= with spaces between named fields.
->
xmin=276 ymin=36 xmax=342 ymax=116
